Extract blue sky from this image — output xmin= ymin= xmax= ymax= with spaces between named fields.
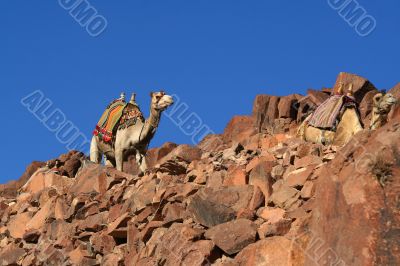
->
xmin=1 ymin=0 xmax=399 ymax=183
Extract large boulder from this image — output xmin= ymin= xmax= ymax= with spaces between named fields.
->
xmin=0 ymin=161 xmax=45 ymax=198
xmin=222 ymin=115 xmax=256 ymax=144
xmin=308 ymin=116 xmax=400 ymax=265
xmin=389 ymin=82 xmax=400 ymax=99
xmin=332 ymin=72 xmax=377 ymax=103
xmin=188 ymin=185 xmax=263 ymax=228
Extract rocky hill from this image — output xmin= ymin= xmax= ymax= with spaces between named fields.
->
xmin=1 ymin=72 xmax=399 ymax=265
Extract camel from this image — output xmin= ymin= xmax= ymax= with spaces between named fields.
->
xmin=90 ymin=91 xmax=174 ymax=173
xmin=297 ymin=91 xmax=396 ymax=146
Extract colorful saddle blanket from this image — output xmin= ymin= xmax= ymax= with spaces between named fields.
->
xmin=93 ymin=100 xmax=144 ymax=142
xmin=308 ymin=95 xmax=358 ymax=130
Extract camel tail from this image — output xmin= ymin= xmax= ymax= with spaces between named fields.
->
xmin=90 ymin=136 xmax=102 ymax=163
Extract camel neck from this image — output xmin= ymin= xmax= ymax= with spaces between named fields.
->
xmin=141 ymin=107 xmax=161 ymax=142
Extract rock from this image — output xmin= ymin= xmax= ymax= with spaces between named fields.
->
xmin=90 ymin=233 xmax=116 ymax=254
xmin=256 ymin=207 xmax=286 ymax=224
xmin=7 ymin=212 xmax=32 ymax=238
xmin=234 ymin=237 xmax=293 ymax=266
xmin=248 ymin=160 xmax=274 ymax=204
xmin=308 ymin=120 xmax=400 ymax=265
xmin=271 ymin=165 xmax=285 ymax=180
xmin=245 ymin=155 xmax=275 ymax=173
xmin=359 ymin=90 xmax=379 ymax=125
xmin=258 ymin=218 xmax=292 ymax=238
xmin=26 ymin=198 xmax=56 ymax=231
xmin=332 ymin=72 xmax=376 ymax=102
xmin=307 ymin=89 xmax=330 ymax=106
xmin=160 ymin=144 xmax=202 ymax=164
xmin=223 ymin=165 xmax=247 ymax=186
xmin=223 ymin=115 xmax=256 ymax=144
xmin=205 ymin=219 xmax=257 ymax=255
xmin=62 ymin=152 xmax=84 ymax=177
xmin=22 ymin=172 xmax=74 ymax=194
xmin=300 ymin=181 xmax=315 ymax=199
xmin=269 ymin=184 xmax=300 ymax=210
xmin=389 ymin=82 xmax=400 ymax=99
xmin=278 ymin=94 xmax=300 ymax=120
xmin=294 ymin=155 xmax=322 ymax=169
xmin=285 ymin=166 xmax=314 ymax=188
xmin=188 ymin=186 xmax=259 ymax=227
xmin=154 ymin=224 xmax=214 ymax=265
xmin=198 ymin=134 xmax=227 ymax=152
xmin=0 ymin=243 xmax=27 ymax=266
xmin=70 ymin=163 xmax=109 ymax=195
xmin=0 ymin=161 xmax=45 ymax=198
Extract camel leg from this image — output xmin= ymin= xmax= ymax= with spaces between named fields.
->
xmin=90 ymin=136 xmax=102 ymax=164
xmin=105 ymin=157 xmax=114 ymax=167
xmin=115 ymin=149 xmax=124 ymax=172
xmin=136 ymin=152 xmax=147 ymax=174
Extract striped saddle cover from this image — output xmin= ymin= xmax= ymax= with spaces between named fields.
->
xmin=93 ymin=100 xmax=144 ymax=142
xmin=308 ymin=95 xmax=358 ymax=130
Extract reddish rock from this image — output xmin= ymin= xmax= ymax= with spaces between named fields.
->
xmin=0 ymin=243 xmax=27 ymax=266
xmin=285 ymin=166 xmax=314 ymax=188
xmin=26 ymin=198 xmax=56 ymax=231
xmin=258 ymin=218 xmax=292 ymax=238
xmin=223 ymin=165 xmax=247 ymax=186
xmin=223 ymin=115 xmax=256 ymax=144
xmin=154 ymin=224 xmax=214 ymax=265
xmin=389 ymin=82 xmax=400 ymax=99
xmin=205 ymin=219 xmax=257 ymax=255
xmin=7 ymin=212 xmax=32 ymax=238
xmin=300 ymin=181 xmax=315 ymax=199
xmin=248 ymin=160 xmax=274 ymax=204
xmin=359 ymin=89 xmax=379 ymax=125
xmin=234 ymin=237 xmax=294 ymax=266
xmin=308 ymin=119 xmax=400 ymax=265
xmin=198 ymin=134 xmax=227 ymax=152
xmin=278 ymin=94 xmax=300 ymax=120
xmin=0 ymin=161 xmax=45 ymax=198
xmin=256 ymin=207 xmax=286 ymax=224
xmin=188 ymin=185 xmax=260 ymax=227
xmin=332 ymin=72 xmax=376 ymax=102
xmin=70 ymin=163 xmax=109 ymax=195
xmin=90 ymin=233 xmax=116 ymax=254
xmin=269 ymin=184 xmax=300 ymax=210
xmin=160 ymin=144 xmax=202 ymax=164
xmin=62 ymin=152 xmax=84 ymax=177
xmin=294 ymin=155 xmax=322 ymax=169
xmin=22 ymin=172 xmax=74 ymax=194
xmin=245 ymin=155 xmax=276 ymax=173
xmin=307 ymin=89 xmax=330 ymax=106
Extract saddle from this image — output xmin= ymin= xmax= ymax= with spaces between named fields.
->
xmin=93 ymin=99 xmax=144 ymax=143
xmin=308 ymin=95 xmax=359 ymax=130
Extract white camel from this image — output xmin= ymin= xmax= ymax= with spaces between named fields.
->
xmin=90 ymin=91 xmax=174 ymax=173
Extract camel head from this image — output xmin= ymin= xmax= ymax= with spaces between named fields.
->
xmin=150 ymin=91 xmax=174 ymax=111
xmin=370 ymin=92 xmax=397 ymax=129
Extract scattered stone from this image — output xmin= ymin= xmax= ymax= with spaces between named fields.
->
xmin=205 ymin=219 xmax=257 ymax=255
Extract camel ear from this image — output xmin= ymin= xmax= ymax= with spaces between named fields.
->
xmin=150 ymin=92 xmax=153 ymax=97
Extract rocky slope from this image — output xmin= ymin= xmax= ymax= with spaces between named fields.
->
xmin=0 ymin=72 xmax=399 ymax=265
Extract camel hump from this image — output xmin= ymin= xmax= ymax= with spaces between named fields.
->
xmin=308 ymin=95 xmax=358 ymax=130
xmin=118 ymin=103 xmax=145 ymax=129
